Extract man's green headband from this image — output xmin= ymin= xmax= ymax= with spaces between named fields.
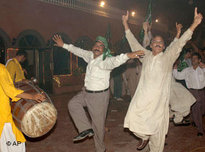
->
xmin=96 ymin=36 xmax=112 ymax=60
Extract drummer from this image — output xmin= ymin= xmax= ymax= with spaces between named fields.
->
xmin=0 ymin=63 xmax=45 ymax=152
xmin=6 ymin=50 xmax=27 ymax=83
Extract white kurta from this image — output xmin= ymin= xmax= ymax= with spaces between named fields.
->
xmin=0 ymin=123 xmax=25 ymax=152
xmin=124 ymin=29 xmax=193 ymax=135
xmin=169 ymin=77 xmax=196 ymax=118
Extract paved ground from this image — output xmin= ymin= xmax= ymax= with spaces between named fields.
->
xmin=26 ymin=93 xmax=205 ymax=152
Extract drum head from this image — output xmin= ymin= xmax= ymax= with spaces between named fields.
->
xmin=21 ymin=102 xmax=57 ymax=138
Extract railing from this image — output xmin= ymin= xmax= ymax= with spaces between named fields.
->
xmin=37 ymin=0 xmax=143 ymax=25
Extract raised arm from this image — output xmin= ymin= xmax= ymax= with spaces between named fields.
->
xmin=165 ymin=8 xmax=203 ymax=62
xmin=53 ymin=35 xmax=92 ymax=63
xmin=122 ymin=11 xmax=149 ymax=54
xmin=175 ymin=22 xmax=183 ymax=39
xmin=143 ymin=22 xmax=152 ymax=48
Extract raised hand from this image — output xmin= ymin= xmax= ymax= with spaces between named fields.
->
xmin=122 ymin=11 xmax=129 ymax=25
xmin=122 ymin=11 xmax=130 ymax=31
xmin=199 ymin=62 xmax=205 ymax=68
xmin=193 ymin=7 xmax=203 ymax=26
xmin=52 ymin=34 xmax=64 ymax=47
xmin=176 ymin=22 xmax=183 ymax=38
xmin=127 ymin=50 xmax=145 ymax=59
xmin=143 ymin=22 xmax=149 ymax=33
xmin=176 ymin=22 xmax=183 ymax=33
xmin=190 ymin=7 xmax=203 ymax=31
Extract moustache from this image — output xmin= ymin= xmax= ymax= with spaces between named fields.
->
xmin=93 ymin=49 xmax=100 ymax=52
xmin=155 ymin=45 xmax=162 ymax=48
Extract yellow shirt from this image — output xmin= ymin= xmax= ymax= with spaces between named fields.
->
xmin=0 ymin=64 xmax=25 ymax=142
xmin=6 ymin=58 xmax=26 ymax=82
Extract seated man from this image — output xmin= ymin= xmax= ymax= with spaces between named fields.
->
xmin=6 ymin=50 xmax=27 ymax=83
xmin=0 ymin=63 xmax=45 ymax=152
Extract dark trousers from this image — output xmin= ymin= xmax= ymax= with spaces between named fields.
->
xmin=189 ymin=89 xmax=205 ymax=133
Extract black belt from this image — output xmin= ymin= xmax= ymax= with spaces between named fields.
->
xmin=189 ymin=88 xmax=205 ymax=91
xmin=85 ymin=88 xmax=109 ymax=93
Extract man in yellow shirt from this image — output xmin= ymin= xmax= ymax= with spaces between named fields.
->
xmin=6 ymin=50 xmax=27 ymax=83
xmin=0 ymin=63 xmax=45 ymax=152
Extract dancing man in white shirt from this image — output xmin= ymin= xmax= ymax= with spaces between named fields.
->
xmin=173 ymin=52 xmax=205 ymax=136
xmin=123 ymin=8 xmax=202 ymax=152
xmin=53 ymin=35 xmax=144 ymax=152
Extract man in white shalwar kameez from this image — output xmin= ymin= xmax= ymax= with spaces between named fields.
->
xmin=122 ymin=8 xmax=203 ymax=152
xmin=142 ymin=22 xmax=196 ymax=125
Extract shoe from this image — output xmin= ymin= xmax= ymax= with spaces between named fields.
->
xmin=137 ymin=139 xmax=149 ymax=150
xmin=169 ymin=117 xmax=174 ymax=122
xmin=116 ymin=98 xmax=123 ymax=101
xmin=174 ymin=119 xmax=190 ymax=126
xmin=192 ymin=122 xmax=196 ymax=127
xmin=73 ymin=129 xmax=94 ymax=142
xmin=197 ymin=132 xmax=203 ymax=136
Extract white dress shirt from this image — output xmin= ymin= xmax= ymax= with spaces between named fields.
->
xmin=173 ymin=66 xmax=205 ymax=89
xmin=63 ymin=44 xmax=129 ymax=91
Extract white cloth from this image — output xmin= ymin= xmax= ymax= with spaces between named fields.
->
xmin=5 ymin=59 xmax=13 ymax=66
xmin=124 ymin=28 xmax=193 ymax=136
xmin=142 ymin=26 xmax=195 ymax=124
xmin=125 ymin=59 xmax=142 ymax=98
xmin=169 ymin=77 xmax=196 ymax=123
xmin=63 ymin=44 xmax=129 ymax=91
xmin=0 ymin=123 xmax=25 ymax=152
xmin=173 ymin=66 xmax=205 ymax=89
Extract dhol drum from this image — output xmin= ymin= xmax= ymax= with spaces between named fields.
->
xmin=10 ymin=81 xmax=57 ymax=138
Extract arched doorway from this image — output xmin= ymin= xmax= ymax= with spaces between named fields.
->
xmin=15 ymin=30 xmax=52 ymax=92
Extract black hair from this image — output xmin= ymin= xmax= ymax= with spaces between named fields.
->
xmin=191 ymin=52 xmax=202 ymax=60
xmin=151 ymin=35 xmax=166 ymax=46
xmin=16 ymin=50 xmax=27 ymax=57
xmin=185 ymin=48 xmax=192 ymax=53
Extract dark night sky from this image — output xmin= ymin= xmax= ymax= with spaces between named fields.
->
xmin=108 ymin=0 xmax=205 ymax=25
xmin=104 ymin=0 xmax=205 ymax=44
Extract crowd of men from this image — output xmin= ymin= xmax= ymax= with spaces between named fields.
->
xmin=0 ymin=6 xmax=204 ymax=152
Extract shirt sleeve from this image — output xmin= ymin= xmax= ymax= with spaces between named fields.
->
xmin=6 ymin=60 xmax=16 ymax=82
xmin=99 ymin=54 xmax=129 ymax=70
xmin=0 ymin=66 xmax=24 ymax=102
xmin=173 ymin=68 xmax=187 ymax=80
xmin=164 ymin=29 xmax=193 ymax=63
xmin=63 ymin=44 xmax=93 ymax=63
xmin=126 ymin=30 xmax=149 ymax=53
xmin=125 ymin=29 xmax=150 ymax=62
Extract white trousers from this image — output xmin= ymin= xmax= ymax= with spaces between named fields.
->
xmin=0 ymin=123 xmax=25 ymax=152
xmin=134 ymin=123 xmax=166 ymax=152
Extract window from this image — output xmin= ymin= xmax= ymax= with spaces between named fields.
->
xmin=74 ymin=36 xmax=93 ymax=73
xmin=52 ymin=33 xmax=72 ymax=75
